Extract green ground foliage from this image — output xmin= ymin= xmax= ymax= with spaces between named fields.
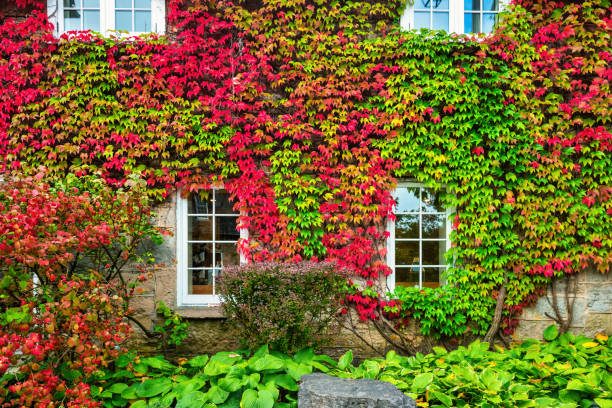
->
xmin=93 ymin=330 xmax=611 ymax=408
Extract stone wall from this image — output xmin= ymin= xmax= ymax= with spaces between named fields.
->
xmin=513 ymin=267 xmax=612 ymax=340
xmin=128 ymin=194 xmax=611 ymax=359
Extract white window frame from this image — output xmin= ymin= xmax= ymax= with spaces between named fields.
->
xmin=47 ymin=0 xmax=166 ymax=37
xmin=176 ymin=189 xmax=247 ymax=307
xmin=386 ymin=182 xmax=452 ymax=292
xmin=400 ymin=0 xmax=510 ymax=35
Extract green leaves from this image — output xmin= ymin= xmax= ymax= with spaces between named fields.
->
xmin=543 ymin=325 xmax=559 ymax=341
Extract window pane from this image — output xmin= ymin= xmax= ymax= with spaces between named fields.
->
xmin=188 ymin=243 xmax=213 ymax=268
xmin=64 ymin=10 xmax=81 ymax=30
xmin=135 ymin=0 xmax=151 ymax=7
xmin=216 ymin=216 xmax=240 ymax=241
xmin=422 ymin=241 xmax=445 ymax=265
xmin=115 ymin=0 xmax=131 ymax=8
xmin=464 ymin=0 xmax=480 ymax=10
xmin=395 ymin=267 xmax=419 ymax=287
xmin=189 ymin=216 xmax=212 ymax=241
xmin=115 ymin=10 xmax=132 ymax=31
xmin=83 ymin=0 xmax=99 ymax=7
xmin=189 ymin=194 xmax=212 ymax=215
xmin=422 ymin=188 xmax=444 ymax=212
xmin=83 ymin=10 xmax=100 ymax=31
xmin=464 ymin=12 xmax=480 ymax=33
xmin=423 ymin=214 xmax=446 ymax=239
xmin=395 ymin=187 xmax=419 ymax=213
xmin=216 ymin=243 xmax=240 ymax=267
xmin=395 ymin=241 xmax=419 ymax=266
xmin=433 ymin=0 xmax=449 ymax=9
xmin=423 ymin=267 xmax=443 ymax=288
xmin=483 ymin=13 xmax=497 ymax=33
xmin=396 ymin=214 xmax=419 ymax=239
xmin=134 ymin=10 xmax=151 ymax=32
xmin=215 ymin=190 xmax=235 ymax=214
xmin=189 ymin=269 xmax=214 ymax=294
xmin=414 ymin=11 xmax=430 ymax=29
xmin=483 ymin=0 xmax=499 ymax=11
xmin=432 ymin=12 xmax=449 ymax=31
xmin=64 ymin=0 xmax=80 ymax=8
xmin=415 ymin=0 xmax=430 ymax=9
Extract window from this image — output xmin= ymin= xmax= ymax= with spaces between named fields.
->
xmin=47 ymin=0 xmax=166 ymax=36
xmin=386 ymin=184 xmax=451 ymax=290
xmin=400 ymin=0 xmax=508 ymax=34
xmin=176 ymin=189 xmax=246 ymax=306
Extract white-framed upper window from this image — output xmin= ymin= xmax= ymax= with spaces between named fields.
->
xmin=47 ymin=0 xmax=166 ymax=36
xmin=176 ymin=189 xmax=247 ymax=306
xmin=386 ymin=183 xmax=452 ymax=291
xmin=400 ymin=0 xmax=509 ymax=35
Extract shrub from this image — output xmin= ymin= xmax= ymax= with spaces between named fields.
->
xmin=218 ymin=261 xmax=347 ymax=353
xmin=0 ymin=173 xmax=165 ymax=407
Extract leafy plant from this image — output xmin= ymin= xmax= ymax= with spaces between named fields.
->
xmin=218 ymin=262 xmax=347 ymax=353
xmin=155 ymin=301 xmax=190 ymax=350
xmin=0 ymin=173 xmax=165 ymax=407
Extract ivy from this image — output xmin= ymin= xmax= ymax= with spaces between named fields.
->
xmin=0 ymin=0 xmax=610 ymax=339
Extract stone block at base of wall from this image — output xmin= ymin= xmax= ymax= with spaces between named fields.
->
xmin=515 ymin=268 xmax=612 ymax=341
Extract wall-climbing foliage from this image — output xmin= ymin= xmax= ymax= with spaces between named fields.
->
xmin=0 ymin=0 xmax=610 ymax=342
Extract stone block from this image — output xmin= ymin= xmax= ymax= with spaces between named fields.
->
xmin=585 ymin=268 xmax=610 ymax=283
xmin=152 ymin=195 xmax=177 ymax=229
xmin=527 ymin=296 xmax=587 ymax=327
xmin=586 ymin=284 xmax=612 ymax=313
xmin=583 ymin=314 xmax=612 ymax=338
xmin=299 ymin=373 xmax=416 ymax=408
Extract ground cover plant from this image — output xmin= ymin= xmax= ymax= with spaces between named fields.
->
xmin=91 ymin=330 xmax=611 ymax=408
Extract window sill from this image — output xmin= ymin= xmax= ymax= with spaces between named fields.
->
xmin=174 ymin=305 xmax=226 ymax=319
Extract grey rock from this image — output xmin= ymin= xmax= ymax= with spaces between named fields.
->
xmin=299 ymin=373 xmax=416 ymax=408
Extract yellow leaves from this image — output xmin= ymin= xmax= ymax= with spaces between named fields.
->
xmin=596 ymin=333 xmax=608 ymax=343
xmin=581 ymin=342 xmax=599 ymax=349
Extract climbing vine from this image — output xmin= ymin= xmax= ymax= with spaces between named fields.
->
xmin=0 ymin=0 xmax=610 ymax=342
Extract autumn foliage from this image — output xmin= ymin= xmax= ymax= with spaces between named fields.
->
xmin=0 ymin=173 xmax=165 ymax=407
xmin=0 ymin=0 xmax=610 ymax=347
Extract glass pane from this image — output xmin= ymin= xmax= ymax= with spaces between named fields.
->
xmin=423 ymin=214 xmax=446 ymax=239
xmin=422 ymin=241 xmax=445 ymax=265
xmin=216 ymin=243 xmax=240 ymax=267
xmin=483 ymin=13 xmax=497 ymax=33
xmin=216 ymin=216 xmax=240 ymax=241
xmin=395 ymin=187 xmax=419 ymax=213
xmin=414 ymin=11 xmax=430 ymax=29
xmin=64 ymin=10 xmax=81 ymax=31
xmin=464 ymin=0 xmax=480 ymax=10
xmin=423 ymin=267 xmax=443 ymax=288
xmin=215 ymin=190 xmax=235 ymax=214
xmin=432 ymin=12 xmax=449 ymax=31
xmin=395 ymin=267 xmax=420 ymax=287
xmin=433 ymin=0 xmax=449 ymax=9
xmin=422 ymin=188 xmax=444 ymax=212
xmin=64 ymin=0 xmax=80 ymax=8
xmin=395 ymin=241 xmax=419 ymax=266
xmin=483 ymin=0 xmax=498 ymax=11
xmin=134 ymin=10 xmax=151 ymax=32
xmin=189 ymin=269 xmax=213 ymax=294
xmin=464 ymin=12 xmax=480 ymax=33
xmin=188 ymin=243 xmax=213 ymax=268
xmin=189 ymin=216 xmax=212 ymax=241
xmin=83 ymin=0 xmax=99 ymax=7
xmin=115 ymin=0 xmax=131 ymax=8
xmin=416 ymin=0 xmax=430 ymax=9
xmin=189 ymin=194 xmax=212 ymax=215
xmin=396 ymin=214 xmax=419 ymax=239
xmin=135 ymin=0 xmax=151 ymax=7
xmin=115 ymin=10 xmax=132 ymax=31
xmin=83 ymin=10 xmax=100 ymax=31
